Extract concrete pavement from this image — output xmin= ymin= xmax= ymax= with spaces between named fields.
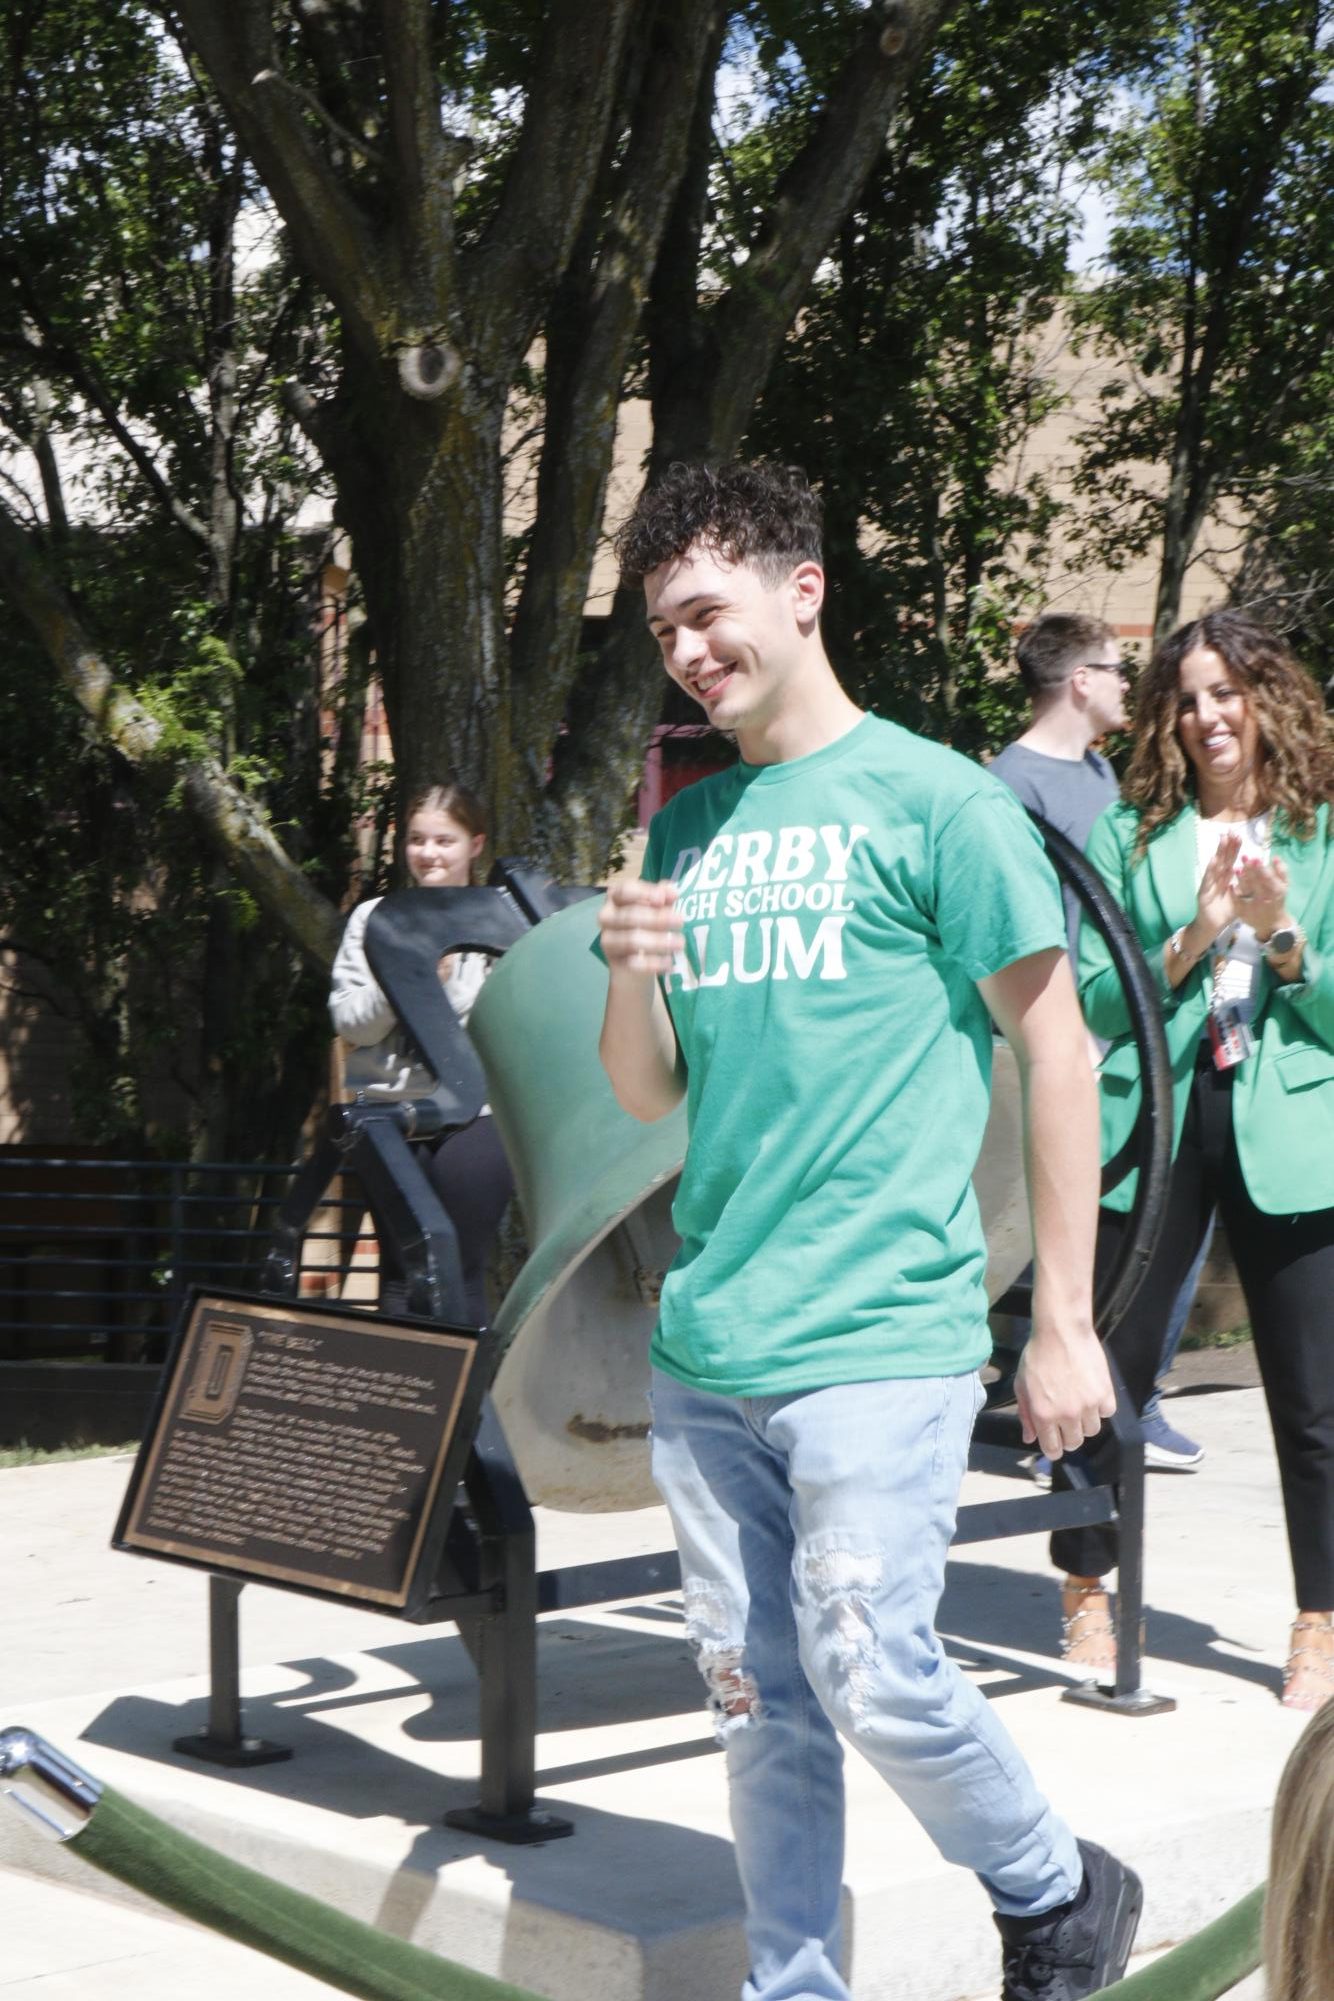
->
xmin=0 ymin=1368 xmax=1290 ymax=1999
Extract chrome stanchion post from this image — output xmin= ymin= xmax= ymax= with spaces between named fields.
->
xmin=0 ymin=1728 xmax=102 ymax=1841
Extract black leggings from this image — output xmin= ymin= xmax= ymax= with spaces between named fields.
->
xmin=379 ymin=1115 xmax=515 ymax=1327
xmin=1051 ymin=1050 xmax=1334 ymax=1606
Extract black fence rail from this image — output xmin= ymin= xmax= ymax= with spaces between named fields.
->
xmin=0 ymin=1155 xmax=379 ymax=1366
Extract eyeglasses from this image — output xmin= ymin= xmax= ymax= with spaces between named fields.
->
xmin=1080 ymin=661 xmax=1131 ymax=681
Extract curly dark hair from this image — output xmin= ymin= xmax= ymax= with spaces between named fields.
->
xmin=1125 ymin=609 xmax=1334 ymax=856
xmin=614 ymin=460 xmax=823 ymax=588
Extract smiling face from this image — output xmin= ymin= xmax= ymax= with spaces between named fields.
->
xmin=404 ymin=806 xmax=485 ymax=887
xmin=1175 ymin=645 xmax=1263 ymax=811
xmin=643 ymin=542 xmax=824 ymax=757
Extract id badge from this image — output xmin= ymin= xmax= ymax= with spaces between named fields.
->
xmin=1207 ymin=1001 xmax=1255 ymax=1071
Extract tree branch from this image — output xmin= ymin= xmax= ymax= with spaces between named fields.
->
xmin=172 ymin=0 xmax=388 ymax=362
xmin=15 ymin=293 xmax=211 ymax=547
xmin=0 ymin=497 xmax=341 ymax=970
xmin=286 ymin=0 xmax=385 ymax=158
xmin=249 ymin=65 xmax=388 ymax=171
xmin=280 ymin=376 xmax=335 ymax=455
xmin=510 ymin=0 xmax=722 ymax=748
xmin=0 ymin=947 xmax=78 ymax=1023
xmin=704 ymin=0 xmax=960 ymax=452
xmin=643 ymin=20 xmax=721 ymax=457
xmin=468 ymin=0 xmax=641 ymax=382
xmin=552 ymin=3 xmax=959 ymax=863
xmin=379 ymin=0 xmax=456 ymax=315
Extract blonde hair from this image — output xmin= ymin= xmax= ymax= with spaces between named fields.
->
xmin=1264 ymin=1702 xmax=1334 ymax=2001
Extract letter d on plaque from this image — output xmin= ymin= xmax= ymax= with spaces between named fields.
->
xmin=181 ymin=1317 xmax=253 ymax=1424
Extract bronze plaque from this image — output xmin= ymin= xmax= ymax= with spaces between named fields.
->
xmin=117 ymin=1293 xmax=478 ymax=1609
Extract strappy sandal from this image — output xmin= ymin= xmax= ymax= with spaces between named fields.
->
xmin=1282 ymin=1617 xmax=1334 ymax=1713
xmin=1061 ymin=1579 xmax=1117 ymax=1678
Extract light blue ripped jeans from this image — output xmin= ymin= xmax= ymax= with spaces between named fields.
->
xmin=649 ymin=1367 xmax=1082 ymax=2001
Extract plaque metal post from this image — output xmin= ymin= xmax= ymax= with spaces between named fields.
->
xmin=173 ymin=1575 xmax=292 ymax=1768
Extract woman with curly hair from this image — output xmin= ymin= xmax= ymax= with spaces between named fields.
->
xmin=1052 ymin=609 xmax=1334 ymax=1710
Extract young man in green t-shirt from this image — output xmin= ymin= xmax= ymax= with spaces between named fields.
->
xmin=597 ymin=461 xmax=1141 ymax=2001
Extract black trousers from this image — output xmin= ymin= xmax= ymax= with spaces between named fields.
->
xmin=1051 ymin=1049 xmax=1334 ymax=1606
xmin=379 ymin=1114 xmax=515 ymax=1327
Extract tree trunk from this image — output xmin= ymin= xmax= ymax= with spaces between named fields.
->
xmin=327 ymin=371 xmax=515 ymax=833
xmin=545 ymin=0 xmax=961 ymax=870
xmin=81 ymin=0 xmax=960 ymax=895
xmin=1153 ymin=435 xmax=1213 ymax=645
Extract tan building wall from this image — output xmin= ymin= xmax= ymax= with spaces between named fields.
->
xmin=578 ymin=314 xmax=1240 ymax=656
xmin=1008 ymin=313 xmax=1241 ymax=648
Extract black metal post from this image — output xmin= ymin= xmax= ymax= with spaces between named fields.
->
xmin=348 ymin=1117 xmax=467 ymax=1325
xmin=166 ymin=1163 xmax=188 ymax=1333
xmin=260 ymin=1136 xmax=344 ymax=1298
xmin=1061 ymin=1367 xmax=1175 ymax=1718
xmin=443 ymin=1402 xmax=573 ymax=1843
xmin=173 ymin=1575 xmax=291 ymax=1767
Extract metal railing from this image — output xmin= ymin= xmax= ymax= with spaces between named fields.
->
xmin=0 ymin=1155 xmax=379 ymax=1364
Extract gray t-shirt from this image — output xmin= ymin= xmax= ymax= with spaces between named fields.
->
xmin=988 ymin=742 xmax=1119 ymax=952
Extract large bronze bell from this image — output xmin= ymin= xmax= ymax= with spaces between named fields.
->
xmin=470 ymin=897 xmax=1031 ymax=1513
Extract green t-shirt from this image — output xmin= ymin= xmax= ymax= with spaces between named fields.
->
xmin=642 ymin=713 xmax=1065 ymax=1396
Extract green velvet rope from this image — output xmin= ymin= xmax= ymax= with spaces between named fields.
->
xmin=75 ymin=1785 xmax=542 ymax=2001
xmin=70 ymin=1782 xmax=1264 ymax=2001
xmin=1089 ymin=1883 xmax=1264 ymax=2000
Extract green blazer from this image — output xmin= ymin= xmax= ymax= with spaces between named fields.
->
xmin=1078 ymin=800 xmax=1334 ymax=1215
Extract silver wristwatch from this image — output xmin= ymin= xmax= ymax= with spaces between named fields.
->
xmin=1264 ymin=922 xmax=1303 ymax=962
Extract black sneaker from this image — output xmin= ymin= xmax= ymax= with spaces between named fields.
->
xmin=995 ymin=1840 xmax=1143 ymax=2000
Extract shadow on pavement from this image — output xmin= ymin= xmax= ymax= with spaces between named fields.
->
xmin=940 ymin=1559 xmax=1282 ymax=1698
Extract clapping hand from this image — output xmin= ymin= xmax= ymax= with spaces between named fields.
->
xmin=1233 ymin=854 xmax=1290 ymax=940
xmin=1195 ymin=829 xmax=1243 ymax=940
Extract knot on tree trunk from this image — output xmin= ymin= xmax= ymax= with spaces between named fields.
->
xmin=396 ymin=341 xmax=461 ymax=400
xmin=878 ymin=3 xmax=910 ymax=57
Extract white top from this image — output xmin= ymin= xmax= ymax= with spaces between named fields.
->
xmin=1194 ymin=810 xmax=1270 ymax=1021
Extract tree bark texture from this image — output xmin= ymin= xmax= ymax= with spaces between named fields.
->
xmin=163 ymin=1 xmax=957 ymax=883
xmin=554 ymin=0 xmax=960 ymax=857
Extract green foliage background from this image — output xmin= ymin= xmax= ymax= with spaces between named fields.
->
xmin=1 ymin=0 xmax=1332 ymax=1160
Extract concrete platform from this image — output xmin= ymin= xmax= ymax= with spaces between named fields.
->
xmin=0 ymin=1375 xmax=1293 ymax=1999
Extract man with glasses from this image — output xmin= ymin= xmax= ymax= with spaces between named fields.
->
xmin=989 ymin=613 xmax=1128 ymax=954
xmin=991 ymin=612 xmax=1203 ymax=1476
